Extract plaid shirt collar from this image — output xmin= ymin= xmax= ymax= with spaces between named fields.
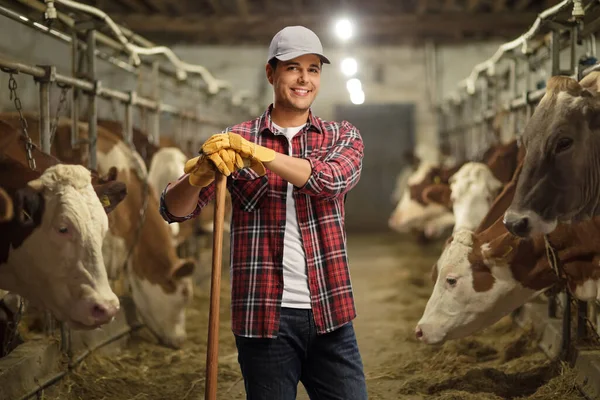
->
xmin=257 ymin=103 xmax=323 ymax=136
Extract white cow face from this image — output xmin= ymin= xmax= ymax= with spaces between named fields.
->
xmin=0 ymin=164 xmax=119 ymax=330
xmin=450 ymin=163 xmax=503 ymax=232
xmin=415 ymin=230 xmax=536 ymax=344
xmin=127 ymin=259 xmax=195 ymax=349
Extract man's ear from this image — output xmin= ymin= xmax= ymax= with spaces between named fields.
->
xmin=266 ymin=64 xmax=274 ymax=85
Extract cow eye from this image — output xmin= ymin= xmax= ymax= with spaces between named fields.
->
xmin=555 ymin=137 xmax=573 ymax=153
xmin=58 ymin=226 xmax=69 ymax=234
xmin=446 ymin=277 xmax=458 ymax=286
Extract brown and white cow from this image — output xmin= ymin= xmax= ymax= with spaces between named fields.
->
xmin=415 ymin=160 xmax=600 ymax=344
xmin=2 ymin=114 xmax=197 ymax=348
xmin=0 ymin=121 xmax=127 ymax=330
xmin=504 ymin=72 xmax=600 ymax=238
xmin=388 ymin=160 xmax=458 ymax=237
xmin=418 ymin=139 xmax=521 ymax=212
xmin=447 ymin=162 xmax=503 ymax=232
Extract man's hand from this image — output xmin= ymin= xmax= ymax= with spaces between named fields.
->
xmin=184 ymin=149 xmax=245 ymax=187
xmin=202 ymin=132 xmax=276 ymax=163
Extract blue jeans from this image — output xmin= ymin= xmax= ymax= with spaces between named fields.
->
xmin=234 ymin=307 xmax=368 ymax=399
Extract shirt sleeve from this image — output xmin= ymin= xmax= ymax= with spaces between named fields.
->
xmin=296 ymin=121 xmax=364 ymax=199
xmin=159 ymin=175 xmax=217 ymax=223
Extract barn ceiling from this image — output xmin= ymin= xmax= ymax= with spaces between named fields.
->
xmin=8 ymin=0 xmax=569 ymax=46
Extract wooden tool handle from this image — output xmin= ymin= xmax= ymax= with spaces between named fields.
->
xmin=205 ymin=171 xmax=227 ymax=400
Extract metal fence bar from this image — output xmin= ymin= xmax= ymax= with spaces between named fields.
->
xmin=0 ymin=55 xmax=229 ymax=127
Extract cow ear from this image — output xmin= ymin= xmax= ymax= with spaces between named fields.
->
xmin=95 ymin=181 xmax=127 ymax=214
xmin=170 ymin=259 xmax=196 ymax=280
xmin=13 ymin=186 xmax=44 ymax=227
xmin=430 ymin=262 xmax=438 ymax=283
xmin=579 ymin=71 xmax=600 ymax=95
xmin=0 ymin=187 xmax=14 ymax=223
xmin=423 ymin=184 xmax=452 ymax=208
xmin=480 ymin=232 xmax=517 ymax=263
xmin=27 ymin=178 xmax=44 ymax=192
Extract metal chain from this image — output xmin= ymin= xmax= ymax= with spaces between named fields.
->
xmin=49 ymin=84 xmax=71 ymax=146
xmin=5 ymin=72 xmax=36 ymax=170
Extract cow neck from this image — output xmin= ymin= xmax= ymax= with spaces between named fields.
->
xmin=485 ymin=139 xmax=520 ymax=183
xmin=475 ymin=157 xmax=523 ymax=234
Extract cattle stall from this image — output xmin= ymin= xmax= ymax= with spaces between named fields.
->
xmin=0 ymin=1 xmax=245 ymax=398
xmin=435 ymin=1 xmax=600 ymax=399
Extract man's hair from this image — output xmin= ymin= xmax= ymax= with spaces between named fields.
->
xmin=268 ymin=58 xmax=324 ymax=71
xmin=268 ymin=58 xmax=278 ymax=71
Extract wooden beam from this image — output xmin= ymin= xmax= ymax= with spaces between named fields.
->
xmin=514 ymin=0 xmax=533 ymax=11
xmin=467 ymin=0 xmax=480 ymax=12
xmin=442 ymin=0 xmax=459 ymax=12
xmin=416 ymin=0 xmax=429 ymax=15
xmin=492 ymin=0 xmax=507 ymax=12
xmin=236 ymin=0 xmax=249 ymax=17
xmin=209 ymin=0 xmax=224 ymax=15
xmin=115 ymin=0 xmax=148 ymax=13
xmin=139 ymin=0 xmax=170 ymax=13
xmin=109 ymin=12 xmax=540 ymax=44
xmin=291 ymin=0 xmax=302 ymax=14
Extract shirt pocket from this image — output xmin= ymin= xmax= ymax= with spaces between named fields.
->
xmin=228 ymin=170 xmax=269 ymax=212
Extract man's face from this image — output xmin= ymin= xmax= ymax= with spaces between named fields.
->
xmin=267 ymin=54 xmax=321 ymax=112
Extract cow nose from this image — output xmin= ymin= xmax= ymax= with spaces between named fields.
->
xmin=91 ymin=302 xmax=119 ymax=324
xmin=415 ymin=326 xmax=423 ymax=340
xmin=504 ymin=211 xmax=531 ymax=237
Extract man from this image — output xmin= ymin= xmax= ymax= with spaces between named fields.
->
xmin=160 ymin=25 xmax=367 ymax=399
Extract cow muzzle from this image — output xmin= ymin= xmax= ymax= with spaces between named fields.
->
xmin=503 ymin=209 xmax=557 ymax=238
xmin=503 ymin=210 xmax=531 ymax=237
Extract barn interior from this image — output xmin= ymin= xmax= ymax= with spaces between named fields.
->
xmin=0 ymin=0 xmax=600 ymax=399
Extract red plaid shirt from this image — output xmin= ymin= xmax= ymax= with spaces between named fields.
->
xmin=160 ymin=104 xmax=364 ymax=338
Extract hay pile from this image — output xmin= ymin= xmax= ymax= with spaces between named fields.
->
xmin=40 ymin=233 xmax=586 ymax=400
xmin=43 ymin=277 xmax=246 ymax=400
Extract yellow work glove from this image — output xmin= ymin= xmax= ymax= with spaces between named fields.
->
xmin=202 ymin=132 xmax=276 ymax=163
xmin=184 ymin=149 xmax=245 ymax=187
xmin=242 ymin=155 xmax=267 ymax=176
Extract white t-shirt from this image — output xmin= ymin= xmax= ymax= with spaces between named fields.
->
xmin=272 ymin=122 xmax=311 ymax=309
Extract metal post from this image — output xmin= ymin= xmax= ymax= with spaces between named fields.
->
xmin=551 ymin=29 xmax=561 ymax=77
xmin=38 ymin=79 xmax=51 ymax=154
xmin=547 ymin=32 xmax=562 ymax=320
xmin=151 ymin=61 xmax=160 ymax=145
xmin=125 ymin=91 xmax=135 ymax=147
xmin=571 ymin=26 xmax=579 ymax=78
xmin=86 ymin=28 xmax=98 ymax=171
xmin=577 ymin=301 xmax=588 ymax=340
xmin=71 ymin=30 xmax=80 ymax=148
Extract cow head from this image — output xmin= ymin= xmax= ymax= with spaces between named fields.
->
xmin=450 ymin=163 xmax=503 ymax=232
xmin=504 ymin=73 xmax=600 ymax=238
xmin=415 ymin=230 xmax=538 ymax=344
xmin=127 ymin=258 xmax=195 ymax=349
xmin=0 ymin=164 xmax=120 ymax=330
xmin=388 ymin=161 xmax=450 ymax=233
